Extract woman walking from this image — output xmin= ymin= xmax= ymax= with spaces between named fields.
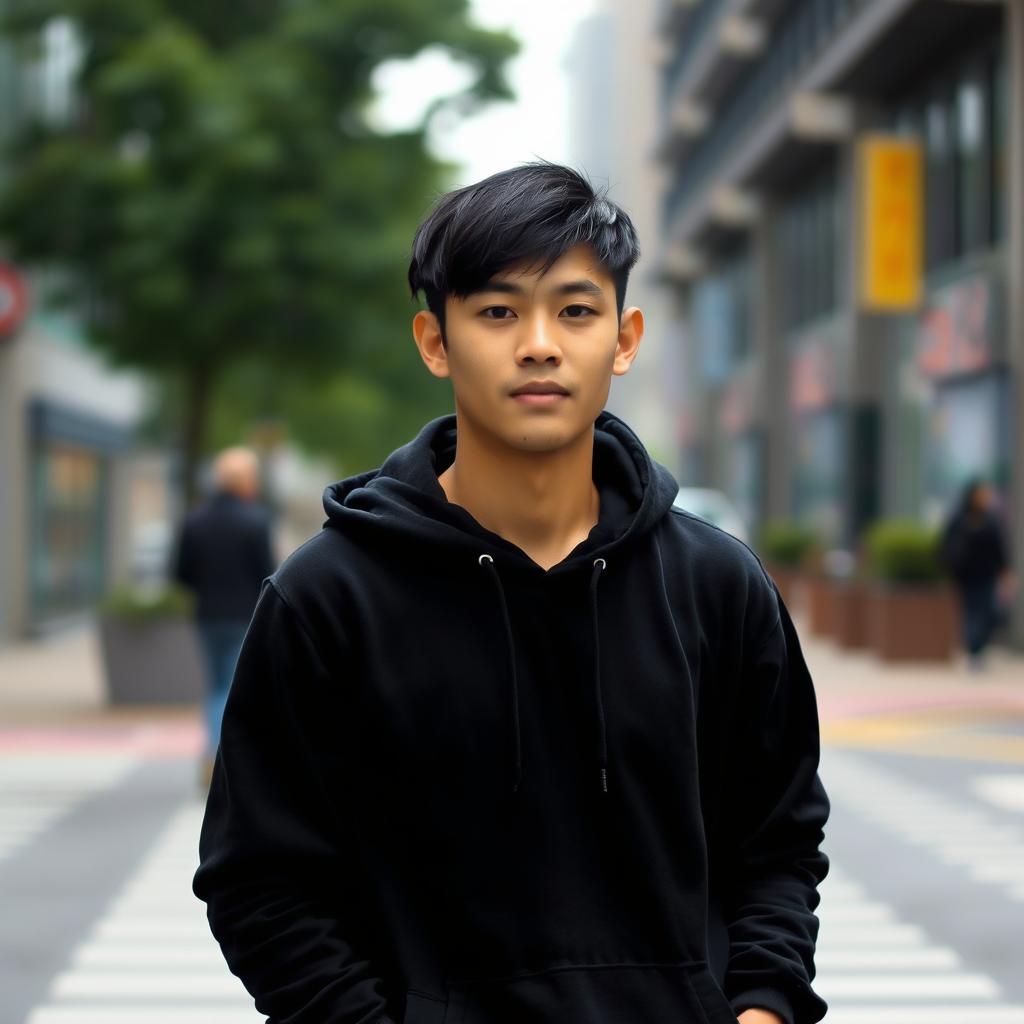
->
xmin=941 ymin=478 xmax=1016 ymax=670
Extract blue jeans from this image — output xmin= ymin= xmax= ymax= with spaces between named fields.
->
xmin=196 ymin=619 xmax=249 ymax=757
xmin=957 ymin=578 xmax=1000 ymax=657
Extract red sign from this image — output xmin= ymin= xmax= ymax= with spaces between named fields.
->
xmin=0 ymin=263 xmax=29 ymax=337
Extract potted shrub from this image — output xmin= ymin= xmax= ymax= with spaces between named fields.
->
xmin=863 ymin=520 xmax=957 ymax=662
xmin=757 ymin=520 xmax=819 ymax=614
xmin=98 ymin=584 xmax=206 ymax=703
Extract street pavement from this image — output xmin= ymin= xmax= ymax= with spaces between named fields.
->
xmin=1 ymin=619 xmax=1023 ymax=1023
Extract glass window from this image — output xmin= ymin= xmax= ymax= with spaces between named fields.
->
xmin=925 ymin=88 xmax=956 ymax=268
xmin=30 ymin=443 xmax=108 ymax=622
xmin=777 ymin=166 xmax=839 ymax=332
xmin=955 ymin=64 xmax=990 ymax=256
xmin=991 ymin=45 xmax=1007 ymax=243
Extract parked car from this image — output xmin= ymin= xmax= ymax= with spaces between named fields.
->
xmin=672 ymin=487 xmax=749 ymax=544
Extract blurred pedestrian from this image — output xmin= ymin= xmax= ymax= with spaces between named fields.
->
xmin=941 ymin=478 xmax=1016 ymax=670
xmin=172 ymin=446 xmax=277 ymax=784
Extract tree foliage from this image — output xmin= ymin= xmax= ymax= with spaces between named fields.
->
xmin=0 ymin=0 xmax=515 ymax=498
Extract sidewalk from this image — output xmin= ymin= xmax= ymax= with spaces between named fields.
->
xmin=800 ymin=625 xmax=1024 ymax=722
xmin=1 ymin=616 xmax=1022 ymax=731
xmin=0 ymin=623 xmax=198 ymax=752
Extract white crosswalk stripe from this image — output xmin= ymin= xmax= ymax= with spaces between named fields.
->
xmin=823 ymin=748 xmax=1024 ymax=901
xmin=972 ymin=774 xmax=1024 ymax=815
xmin=814 ymin=850 xmax=1024 ymax=1021
xmin=0 ymin=753 xmax=136 ymax=866
xmin=25 ymin=802 xmax=263 ymax=1024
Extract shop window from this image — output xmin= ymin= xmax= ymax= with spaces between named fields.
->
xmin=30 ymin=443 xmax=107 ymax=623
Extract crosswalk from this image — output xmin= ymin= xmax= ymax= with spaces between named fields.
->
xmin=814 ymin=863 xmax=1024 ymax=1022
xmin=0 ymin=753 xmax=137 ymax=866
xmin=9 ymin=748 xmax=1024 ymax=1023
xmin=26 ymin=801 xmax=262 ymax=1024
xmin=823 ymin=747 xmax=1024 ymax=902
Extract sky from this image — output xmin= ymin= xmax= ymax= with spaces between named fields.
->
xmin=369 ymin=0 xmax=598 ymax=187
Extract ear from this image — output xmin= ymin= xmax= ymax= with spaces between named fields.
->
xmin=412 ymin=310 xmax=450 ymax=379
xmin=612 ymin=306 xmax=643 ymax=376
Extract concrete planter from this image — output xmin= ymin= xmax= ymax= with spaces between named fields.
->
xmin=866 ymin=584 xmax=958 ymax=662
xmin=98 ymin=615 xmax=205 ymax=704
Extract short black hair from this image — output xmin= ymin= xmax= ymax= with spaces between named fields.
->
xmin=408 ymin=162 xmax=640 ymax=338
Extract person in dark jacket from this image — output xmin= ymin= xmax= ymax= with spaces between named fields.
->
xmin=941 ymin=478 xmax=1016 ymax=669
xmin=193 ymin=164 xmax=830 ymax=1024
xmin=173 ymin=446 xmax=277 ymax=778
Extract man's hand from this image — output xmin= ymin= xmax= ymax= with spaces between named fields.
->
xmin=737 ymin=1010 xmax=785 ymax=1024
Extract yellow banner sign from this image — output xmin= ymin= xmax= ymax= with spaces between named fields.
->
xmin=858 ymin=136 xmax=923 ymax=311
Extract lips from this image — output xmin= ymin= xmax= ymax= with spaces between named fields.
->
xmin=510 ymin=382 xmax=570 ymax=396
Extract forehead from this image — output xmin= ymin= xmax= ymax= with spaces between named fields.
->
xmin=489 ymin=244 xmax=612 ymax=288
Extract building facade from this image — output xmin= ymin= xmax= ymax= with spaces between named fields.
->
xmin=656 ymin=0 xmax=1024 ymax=645
xmin=0 ymin=16 xmax=160 ymax=645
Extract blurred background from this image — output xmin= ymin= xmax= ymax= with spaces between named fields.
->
xmin=1 ymin=1 xmax=1023 ymax=1022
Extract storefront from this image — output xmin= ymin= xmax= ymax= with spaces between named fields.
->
xmin=26 ymin=399 xmax=134 ymax=626
xmin=789 ymin=316 xmax=848 ymax=545
xmin=0 ymin=312 xmax=149 ymax=644
xmin=893 ymin=268 xmax=1012 ymax=528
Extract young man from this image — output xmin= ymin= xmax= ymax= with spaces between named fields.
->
xmin=194 ymin=163 xmax=830 ymax=1024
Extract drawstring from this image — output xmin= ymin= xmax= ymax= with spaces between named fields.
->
xmin=590 ymin=557 xmax=608 ymax=793
xmin=477 ymin=553 xmax=609 ymax=796
xmin=478 ymin=554 xmax=522 ymax=793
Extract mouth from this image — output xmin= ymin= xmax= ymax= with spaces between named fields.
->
xmin=509 ymin=381 xmax=570 ymax=404
xmin=512 ymin=392 xmax=568 ymax=406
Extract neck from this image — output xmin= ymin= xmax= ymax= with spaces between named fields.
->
xmin=438 ymin=413 xmax=600 ymax=568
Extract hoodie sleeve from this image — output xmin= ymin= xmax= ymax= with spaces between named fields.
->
xmin=193 ymin=578 xmax=397 ymax=1024
xmin=720 ymin=581 xmax=831 ymax=1024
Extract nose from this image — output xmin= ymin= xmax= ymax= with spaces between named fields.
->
xmin=515 ymin=313 xmax=562 ymax=364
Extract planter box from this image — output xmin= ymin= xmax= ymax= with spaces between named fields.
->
xmin=805 ymin=576 xmax=842 ymax=638
xmin=99 ymin=616 xmax=206 ymax=704
xmin=834 ymin=580 xmax=869 ymax=649
xmin=867 ymin=584 xmax=958 ymax=662
xmin=765 ymin=564 xmax=802 ymax=615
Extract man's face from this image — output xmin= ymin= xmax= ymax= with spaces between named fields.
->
xmin=416 ymin=244 xmax=642 ymax=454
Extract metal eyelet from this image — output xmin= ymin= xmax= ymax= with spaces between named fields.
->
xmin=478 ymin=553 xmax=494 ymax=565
xmin=593 ymin=558 xmax=607 ymax=570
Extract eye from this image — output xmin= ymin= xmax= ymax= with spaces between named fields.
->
xmin=562 ymin=305 xmax=597 ymax=319
xmin=481 ymin=306 xmax=516 ymax=320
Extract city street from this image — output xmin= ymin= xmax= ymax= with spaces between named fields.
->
xmin=2 ymin=626 xmax=1024 ymax=1023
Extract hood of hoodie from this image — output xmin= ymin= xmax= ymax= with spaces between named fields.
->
xmin=321 ymin=409 xmax=680 ymax=574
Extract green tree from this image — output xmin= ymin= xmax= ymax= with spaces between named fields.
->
xmin=0 ymin=0 xmax=515 ymax=502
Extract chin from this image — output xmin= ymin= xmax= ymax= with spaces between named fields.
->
xmin=502 ymin=419 xmax=588 ymax=453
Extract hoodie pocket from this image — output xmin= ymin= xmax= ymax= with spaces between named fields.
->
xmin=403 ymin=989 xmax=449 ymax=1024
xmin=686 ymin=963 xmax=740 ymax=1023
xmin=443 ymin=960 xmax=737 ymax=1024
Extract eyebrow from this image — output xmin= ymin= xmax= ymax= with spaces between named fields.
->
xmin=469 ymin=278 xmax=605 ymax=298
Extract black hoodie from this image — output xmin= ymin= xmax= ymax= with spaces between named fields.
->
xmin=194 ymin=410 xmax=830 ymax=1024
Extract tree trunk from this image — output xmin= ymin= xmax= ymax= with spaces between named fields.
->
xmin=180 ymin=362 xmax=216 ymax=510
